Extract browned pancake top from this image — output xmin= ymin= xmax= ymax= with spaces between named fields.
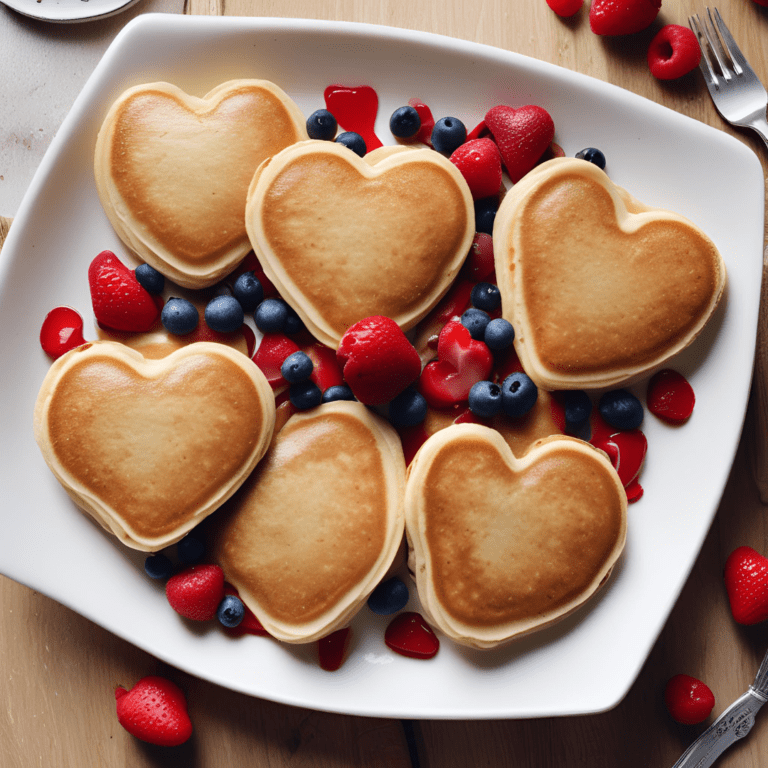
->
xmin=516 ymin=173 xmax=722 ymax=374
xmin=111 ymin=85 xmax=303 ymax=265
xmin=422 ymin=437 xmax=624 ymax=626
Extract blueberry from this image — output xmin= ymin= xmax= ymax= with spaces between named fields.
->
xmin=161 ymin=297 xmax=199 ymax=335
xmin=281 ymin=351 xmax=314 ymax=383
xmin=306 ymin=108 xmax=338 ymax=141
xmin=431 ymin=116 xmax=466 ymax=154
xmin=501 ymin=372 xmax=538 ymax=418
xmin=177 ymin=534 xmax=206 ymax=564
xmin=468 ymin=380 xmax=503 ymax=418
xmin=575 ymin=147 xmax=606 ymax=170
xmin=598 ymin=389 xmax=643 ymax=431
xmin=474 ymin=196 xmax=499 ymax=235
xmin=471 ymin=282 xmax=501 ymax=313
xmin=367 ymin=577 xmax=409 ymax=615
xmin=144 ymin=553 xmax=173 ymax=580
xmin=283 ymin=306 xmax=305 ymax=336
xmin=254 ymin=298 xmax=289 ymax=333
xmin=484 ymin=318 xmax=515 ymax=350
xmin=389 ymin=106 xmax=421 ymax=139
xmin=563 ymin=390 xmax=592 ymax=432
xmin=388 ymin=387 xmax=428 ymax=427
xmin=232 ymin=271 xmax=264 ymax=311
xmin=322 ymin=384 xmax=356 ymax=403
xmin=289 ymin=379 xmax=323 ymax=410
xmin=217 ymin=594 xmax=245 ymax=628
xmin=135 ymin=263 xmax=165 ymax=294
xmin=461 ymin=307 xmax=491 ymax=341
xmin=205 ymin=295 xmax=244 ymax=333
xmin=335 ymin=131 xmax=367 ymax=157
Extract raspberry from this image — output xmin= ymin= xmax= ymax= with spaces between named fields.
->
xmin=647 ymin=25 xmax=701 ymax=80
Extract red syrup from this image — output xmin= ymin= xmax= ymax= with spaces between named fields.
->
xmin=324 ymin=85 xmax=383 ymax=151
xmin=40 ymin=306 xmax=87 ymax=359
xmin=318 ymin=627 xmax=351 ymax=671
xmin=647 ymin=369 xmax=695 ymax=424
xmin=408 ymin=98 xmax=435 ymax=146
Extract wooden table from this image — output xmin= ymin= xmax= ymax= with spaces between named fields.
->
xmin=2 ymin=1 xmax=767 ymax=765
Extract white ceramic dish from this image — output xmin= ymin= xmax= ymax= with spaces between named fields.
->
xmin=0 ymin=14 xmax=763 ymax=719
xmin=1 ymin=0 xmax=141 ymax=23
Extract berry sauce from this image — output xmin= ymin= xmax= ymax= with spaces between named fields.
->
xmin=40 ymin=306 xmax=87 ymax=359
xmin=324 ymin=85 xmax=383 ymax=151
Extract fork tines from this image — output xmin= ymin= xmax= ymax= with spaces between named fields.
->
xmin=688 ymin=7 xmax=744 ymax=90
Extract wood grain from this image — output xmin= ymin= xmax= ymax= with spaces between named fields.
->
xmin=2 ymin=2 xmax=768 ymax=766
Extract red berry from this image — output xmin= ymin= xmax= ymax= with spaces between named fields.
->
xmin=546 ymin=0 xmax=583 ymax=17
xmin=384 ymin=612 xmax=439 ymax=659
xmin=589 ymin=0 xmax=661 ymax=36
xmin=461 ymin=233 xmax=495 ymax=282
xmin=647 ymin=369 xmax=695 ymax=423
xmin=450 ymin=138 xmax=503 ymax=200
xmin=648 ymin=25 xmax=701 ymax=80
xmin=252 ymin=333 xmax=301 ymax=390
xmin=166 ymin=564 xmax=225 ymax=621
xmin=407 ymin=98 xmax=435 ymax=146
xmin=318 ymin=627 xmax=351 ymax=671
xmin=40 ymin=306 xmax=87 ymax=359
xmin=664 ymin=674 xmax=715 ymax=725
xmin=724 ymin=546 xmax=768 ymax=625
xmin=302 ymin=342 xmax=344 ymax=391
xmin=753 ymin=0 xmax=768 ymax=6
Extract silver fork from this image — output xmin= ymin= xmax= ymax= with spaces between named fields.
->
xmin=688 ymin=7 xmax=768 ymax=150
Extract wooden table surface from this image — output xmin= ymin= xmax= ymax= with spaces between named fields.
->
xmin=2 ymin=1 xmax=768 ymax=766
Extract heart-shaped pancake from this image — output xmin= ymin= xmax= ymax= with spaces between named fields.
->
xmin=33 ymin=341 xmax=275 ymax=552
xmin=493 ymin=158 xmax=726 ymax=390
xmin=405 ymin=424 xmax=627 ymax=648
xmin=245 ymin=141 xmax=475 ymax=348
xmin=210 ymin=401 xmax=406 ymax=643
xmin=94 ymin=80 xmax=307 ymax=288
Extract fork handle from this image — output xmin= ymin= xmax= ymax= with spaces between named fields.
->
xmin=744 ymin=112 xmax=768 ymax=151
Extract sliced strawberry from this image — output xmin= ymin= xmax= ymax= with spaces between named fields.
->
xmin=253 ymin=333 xmax=300 ymax=390
xmin=302 ymin=342 xmax=344 ymax=391
xmin=384 ymin=612 xmax=439 ymax=659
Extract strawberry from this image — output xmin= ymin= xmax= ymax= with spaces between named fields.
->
xmin=88 ymin=250 xmax=160 ymax=332
xmin=384 ymin=612 xmax=439 ymax=659
xmin=115 ymin=676 xmax=193 ymax=747
xmin=166 ymin=564 xmax=225 ymax=621
xmin=461 ymin=232 xmax=495 ymax=282
xmin=589 ymin=0 xmax=661 ymax=36
xmin=253 ymin=333 xmax=301 ymax=390
xmin=647 ymin=25 xmax=701 ymax=80
xmin=484 ymin=105 xmax=555 ymax=183
xmin=450 ymin=138 xmax=503 ymax=200
xmin=336 ymin=316 xmax=421 ymax=405
xmin=546 ymin=0 xmax=583 ymax=17
xmin=664 ymin=674 xmax=715 ymax=725
xmin=647 ymin=369 xmax=695 ymax=423
xmin=724 ymin=546 xmax=768 ymax=625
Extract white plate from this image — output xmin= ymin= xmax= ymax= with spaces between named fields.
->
xmin=1 ymin=0 xmax=141 ymax=23
xmin=0 ymin=14 xmax=764 ymax=719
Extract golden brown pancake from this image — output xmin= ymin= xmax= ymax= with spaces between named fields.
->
xmin=210 ymin=401 xmax=406 ymax=643
xmin=245 ymin=141 xmax=475 ymax=348
xmin=33 ymin=341 xmax=275 ymax=551
xmin=493 ymin=158 xmax=726 ymax=390
xmin=405 ymin=425 xmax=627 ymax=648
xmin=94 ymin=80 xmax=307 ymax=288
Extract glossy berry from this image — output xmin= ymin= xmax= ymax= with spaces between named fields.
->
xmin=546 ymin=0 xmax=583 ymax=16
xmin=575 ymin=147 xmax=606 ymax=169
xmin=664 ymin=674 xmax=715 ymax=725
xmin=322 ymin=384 xmax=356 ymax=403
xmin=501 ymin=372 xmax=538 ymax=418
xmin=161 ymin=298 xmax=199 ymax=335
xmin=589 ymin=0 xmax=661 ymax=36
xmin=389 ymin=105 xmax=421 ymax=139
xmin=471 ymin=282 xmax=501 ymax=312
xmin=367 ymin=577 xmax=410 ymax=615
xmin=599 ymin=389 xmax=643 ymax=430
xmin=483 ymin=318 xmax=515 ymax=350
xmin=468 ymin=380 xmax=503 ymax=418
xmin=461 ymin=307 xmax=491 ymax=341
xmin=289 ymin=379 xmax=323 ymax=410
xmin=204 ymin=295 xmax=244 ymax=333
xmin=144 ymin=553 xmax=174 ymax=580
xmin=306 ymin=109 xmax=338 ymax=141
xmin=563 ymin=390 xmax=592 ymax=431
xmin=449 ymin=138 xmax=503 ymax=199
xmin=335 ymin=131 xmax=367 ymax=157
xmin=217 ymin=594 xmax=246 ymax=628
xmin=647 ymin=369 xmax=695 ymax=423
xmin=384 ymin=612 xmax=439 ymax=659
xmin=232 ymin=271 xmax=264 ymax=311
xmin=134 ymin=263 xmax=165 ymax=294
xmin=474 ymin=196 xmax=499 ymax=235
xmin=254 ymin=298 xmax=290 ymax=333
xmin=177 ymin=534 xmax=205 ymax=565
xmin=388 ymin=387 xmax=428 ymax=427
xmin=39 ymin=306 xmax=87 ymax=359
xmin=431 ymin=116 xmax=467 ymax=154
xmin=166 ymin=564 xmax=225 ymax=621
xmin=647 ymin=25 xmax=702 ymax=81
xmin=281 ymin=351 xmax=314 ymax=383
xmin=723 ymin=546 xmax=768 ymax=625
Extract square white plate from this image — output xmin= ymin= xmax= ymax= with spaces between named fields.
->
xmin=0 ymin=14 xmax=764 ymax=719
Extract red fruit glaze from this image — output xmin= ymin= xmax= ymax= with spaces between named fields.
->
xmin=408 ymin=98 xmax=435 ymax=146
xmin=664 ymin=674 xmax=715 ymax=725
xmin=385 ymin=612 xmax=439 ymax=659
xmin=450 ymin=138 xmax=503 ymax=200
xmin=647 ymin=369 xmax=695 ymax=424
xmin=166 ymin=564 xmax=225 ymax=622
xmin=324 ymin=85 xmax=383 ymax=151
xmin=546 ymin=0 xmax=583 ymax=17
xmin=724 ymin=546 xmax=768 ymax=625
xmin=589 ymin=0 xmax=661 ymax=36
xmin=318 ymin=627 xmax=351 ymax=671
xmin=253 ymin=333 xmax=301 ymax=390
xmin=648 ymin=25 xmax=702 ymax=80
xmin=40 ymin=306 xmax=87 ymax=359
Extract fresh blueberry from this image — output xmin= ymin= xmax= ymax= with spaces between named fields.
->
xmin=161 ymin=297 xmax=199 ymax=335
xmin=367 ymin=577 xmax=409 ymax=615
xmin=217 ymin=594 xmax=245 ymax=628
xmin=471 ymin=282 xmax=501 ymax=312
xmin=283 ymin=306 xmax=305 ymax=336
xmin=501 ymin=372 xmax=538 ymax=418
xmin=254 ymin=298 xmax=290 ymax=333
xmin=281 ymin=351 xmax=314 ymax=383
xmin=289 ymin=379 xmax=323 ymax=410
xmin=232 ymin=271 xmax=264 ymax=311
xmin=575 ymin=147 xmax=606 ymax=170
xmin=177 ymin=534 xmax=206 ymax=564
xmin=212 ymin=282 xmax=234 ymax=298
xmin=599 ymin=389 xmax=643 ymax=430
xmin=484 ymin=318 xmax=515 ymax=350
xmin=144 ymin=553 xmax=173 ymax=580
xmin=468 ymin=380 xmax=503 ymax=418
xmin=389 ymin=106 xmax=421 ymax=139
xmin=388 ymin=387 xmax=428 ymax=427
xmin=322 ymin=384 xmax=356 ymax=403
xmin=205 ymin=295 xmax=244 ymax=333
xmin=431 ymin=116 xmax=466 ymax=154
xmin=135 ymin=263 xmax=165 ymax=294
xmin=461 ymin=307 xmax=491 ymax=341
xmin=474 ymin=196 xmax=499 ymax=235
xmin=563 ymin=390 xmax=592 ymax=433
xmin=306 ymin=108 xmax=338 ymax=141
xmin=335 ymin=131 xmax=367 ymax=157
